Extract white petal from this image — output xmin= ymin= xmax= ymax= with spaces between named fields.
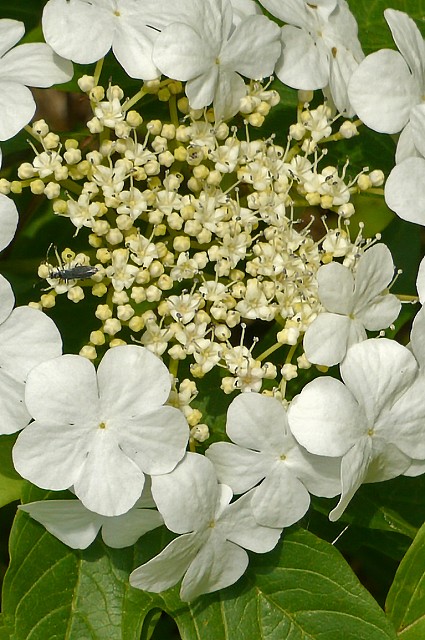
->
xmin=1 ymin=43 xmax=73 ymax=87
xmin=0 ymin=273 xmax=14 ymax=324
xmin=288 ymin=377 xmax=361 ymax=456
xmin=226 ymin=392 xmax=288 ymax=451
xmin=206 ymin=442 xmax=271 ymax=493
xmin=75 ymin=430 xmax=145 ymax=516
xmin=0 ymin=194 xmax=18 ymax=252
xmin=130 ymin=533 xmax=199 ymax=593
xmin=185 ymin=66 xmax=219 ymax=111
xmin=303 ymin=312 xmax=354 ymax=366
xmin=112 ymin=25 xmax=159 ymax=80
xmin=151 ymin=453 xmax=218 ymax=534
xmin=101 ymin=508 xmax=163 ymax=548
xmin=385 ymin=375 xmax=425 ymax=459
xmin=118 ymin=406 xmax=188 ymax=475
xmin=153 ymin=23 xmax=215 ymax=81
xmin=417 ymin=256 xmax=425 ymax=304
xmin=97 ymin=345 xmax=171 ymax=417
xmin=329 ymin=438 xmax=372 ymax=521
xmin=220 ymin=490 xmax=282 ymax=552
xmin=348 ymin=49 xmax=419 ymax=132
xmin=0 ymin=19 xmax=24 ymax=57
xmin=212 ymin=68 xmax=246 ymax=121
xmin=410 ymin=305 xmax=425 ymax=366
xmin=409 ymin=103 xmax=425 ymax=158
xmin=19 ymin=499 xmax=103 ymax=549
xmin=0 ymin=306 xmax=62 ymax=383
xmin=286 ymin=445 xmax=341 ymax=498
xmin=0 ymin=369 xmax=31 ymax=434
xmin=317 ymin=261 xmax=355 ymax=313
xmin=357 ymin=294 xmax=401 ymax=331
xmin=404 ymin=459 xmax=425 ymax=477
xmin=0 ymin=81 xmax=35 ymax=140
xmin=42 ymin=0 xmax=115 ymax=63
xmin=385 ymin=157 xmax=425 ymax=225
xmin=24 ymin=354 xmax=98 ymax=424
xmin=353 ymin=244 xmax=395 ymax=308
xmin=328 ymin=46 xmax=360 ymax=115
xmin=12 ymin=420 xmax=92 ymax=490
xmin=384 ymin=9 xmax=425 ymax=82
xmin=364 ymin=443 xmax=410 ymax=483
xmin=180 ymin=533 xmax=248 ymax=601
xmin=341 ymin=339 xmax=418 ymax=425
xmin=220 ymin=15 xmax=281 ymax=78
xmin=251 ymin=466 xmax=310 ymax=528
xmin=395 ymin=122 xmax=418 ymax=163
xmin=276 ymin=25 xmax=329 ymax=90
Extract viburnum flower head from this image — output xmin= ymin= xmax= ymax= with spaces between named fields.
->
xmin=42 ymin=0 xmax=165 ymax=79
xmin=288 ymin=338 xmax=419 ymax=521
xmin=152 ymin=0 xmax=281 ymax=121
xmin=206 ymin=393 xmax=341 ymax=528
xmin=0 ymin=275 xmax=62 ymax=435
xmin=259 ymin=0 xmax=364 ymax=115
xmin=13 ymin=345 xmax=189 ymax=517
xmin=130 ymin=453 xmax=282 ymax=601
xmin=348 ymin=10 xmax=425 ymax=163
xmin=19 ymin=482 xmax=163 ymax=550
xmin=0 ymin=19 xmax=73 ymax=140
xmin=303 ymin=243 xmax=401 ymax=366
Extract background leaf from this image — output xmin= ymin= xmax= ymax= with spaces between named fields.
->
xmin=386 ymin=521 xmax=425 ymax=639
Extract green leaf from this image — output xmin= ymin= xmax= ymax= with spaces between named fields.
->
xmin=386 ymin=521 xmax=425 ymax=639
xmin=0 ymin=436 xmax=24 ymax=507
xmin=4 ymin=494 xmax=398 ymax=640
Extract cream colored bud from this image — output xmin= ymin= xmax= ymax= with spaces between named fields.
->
xmin=338 ymin=203 xmax=355 ymax=218
xmin=173 ymin=236 xmax=191 ymax=252
xmin=193 ymin=165 xmax=209 ymax=180
xmin=147 ymin=119 xmax=162 ymax=135
xmin=289 ymin=123 xmax=306 ymax=140
xmin=190 ymin=423 xmax=209 ymax=443
xmin=78 ymin=75 xmax=96 ymax=92
xmin=369 ymin=169 xmax=385 ymax=186
xmin=161 ymin=124 xmax=176 ymax=139
xmin=115 ymin=122 xmax=131 ymax=138
xmin=0 ymin=179 xmax=10 ymax=194
xmin=112 ymin=290 xmax=129 ymax=305
xmin=169 ymin=344 xmax=186 ymax=360
xmin=54 ymin=166 xmax=69 ymax=181
xmin=64 ymin=138 xmax=79 ymax=150
xmin=126 ymin=110 xmax=143 ymax=127
xmin=339 ymin=120 xmax=358 ymax=139
xmin=144 ymin=160 xmax=160 ymax=175
xmin=135 ymin=269 xmax=150 ymax=284
xmin=117 ymin=304 xmax=135 ymax=321
xmin=116 ymin=214 xmax=134 ymax=231
xmin=44 ymin=182 xmax=61 ymax=199
xmin=297 ymin=353 xmax=311 ymax=369
xmin=187 ymin=177 xmax=201 ymax=192
xmin=247 ymin=113 xmax=264 ymax=127
xmin=131 ymin=286 xmax=147 ymax=303
xmin=90 ymin=330 xmax=106 ymax=345
xmin=206 ymin=170 xmax=222 ymax=186
xmin=103 ymin=317 xmax=121 ymax=335
xmin=153 ymin=223 xmax=167 ymax=236
xmin=64 ymin=148 xmax=82 ymax=164
xmin=90 ymin=85 xmax=105 ymax=101
xmin=30 ymin=179 xmax=45 ymax=195
xmin=128 ymin=315 xmax=144 ymax=332
xmin=215 ymin=324 xmax=231 ymax=341
xmin=174 ymin=146 xmax=187 ymax=162
xmin=79 ymin=345 xmax=97 ymax=360
xmin=44 ymin=133 xmax=60 ymax=149
xmin=96 ymin=304 xmax=113 ymax=320
xmin=106 ymin=228 xmax=124 ymax=245
xmin=157 ymin=274 xmax=173 ymax=290
xmin=149 ymin=261 xmax=164 ymax=278
xmin=146 ymin=285 xmax=162 ymax=301
xmin=177 ymin=96 xmax=190 ymax=113
xmin=96 ymin=248 xmax=111 ymax=263
xmin=110 ymin=338 xmax=127 ymax=348
xmin=32 ymin=119 xmax=49 ymax=137
xmin=281 ymin=363 xmax=298 ymax=381
xmin=67 ymin=286 xmax=84 ymax=303
xmin=10 ymin=181 xmax=23 ymax=194
xmin=40 ymin=293 xmax=56 ymax=308
xmin=158 ymin=151 xmax=175 ymax=167
xmin=91 ymin=283 xmax=107 ymax=297
xmin=18 ymin=163 xmax=35 ymax=179
xmin=357 ymin=174 xmax=372 ymax=191
xmin=175 ymin=125 xmax=190 ymax=142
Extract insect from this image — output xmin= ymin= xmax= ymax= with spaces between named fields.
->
xmin=43 ymin=244 xmax=98 ymax=283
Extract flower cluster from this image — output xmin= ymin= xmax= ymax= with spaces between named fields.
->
xmin=0 ymin=0 xmax=425 ymax=605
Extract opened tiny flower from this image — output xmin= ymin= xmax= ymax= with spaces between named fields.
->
xmin=206 ymin=393 xmax=341 ymax=528
xmin=0 ymin=274 xmax=62 ymax=434
xmin=13 ymin=345 xmax=189 ymax=517
xmin=19 ymin=481 xmax=163 ymax=550
xmin=130 ymin=452 xmax=282 ymax=601
xmin=303 ymin=243 xmax=401 ymax=366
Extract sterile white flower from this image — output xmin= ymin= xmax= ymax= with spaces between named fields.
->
xmin=206 ymin=393 xmax=341 ymax=528
xmin=152 ymin=0 xmax=281 ymax=121
xmin=303 ymin=244 xmax=401 ymax=366
xmin=129 ymin=452 xmax=282 ymax=601
xmin=19 ymin=482 xmax=163 ymax=550
xmin=0 ymin=19 xmax=73 ymax=140
xmin=0 ymin=274 xmax=62 ymax=435
xmin=260 ymin=0 xmax=364 ymax=115
xmin=348 ymin=10 xmax=425 ymax=163
xmin=12 ymin=345 xmax=189 ymax=517
xmin=288 ymin=338 xmax=419 ymax=520
xmin=0 ymin=192 xmax=18 ymax=252
xmin=417 ymin=256 xmax=425 ymax=304
xmin=42 ymin=0 xmax=167 ymax=79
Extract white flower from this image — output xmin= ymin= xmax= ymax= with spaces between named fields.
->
xmin=348 ymin=10 xmax=425 ymax=163
xmin=152 ymin=0 xmax=281 ymax=121
xmin=0 ymin=274 xmax=62 ymax=434
xmin=42 ymin=0 xmax=163 ymax=80
xmin=0 ymin=193 xmax=18 ymax=252
xmin=12 ymin=345 xmax=189 ymax=517
xmin=129 ymin=452 xmax=282 ymax=601
xmin=384 ymin=156 xmax=425 ymax=225
xmin=206 ymin=393 xmax=341 ymax=528
xmin=288 ymin=338 xmax=418 ymax=520
xmin=19 ymin=482 xmax=163 ymax=550
xmin=417 ymin=256 xmax=425 ymax=304
xmin=0 ymin=19 xmax=73 ymax=140
xmin=303 ymin=244 xmax=401 ymax=366
xmin=260 ymin=0 xmax=364 ymax=115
